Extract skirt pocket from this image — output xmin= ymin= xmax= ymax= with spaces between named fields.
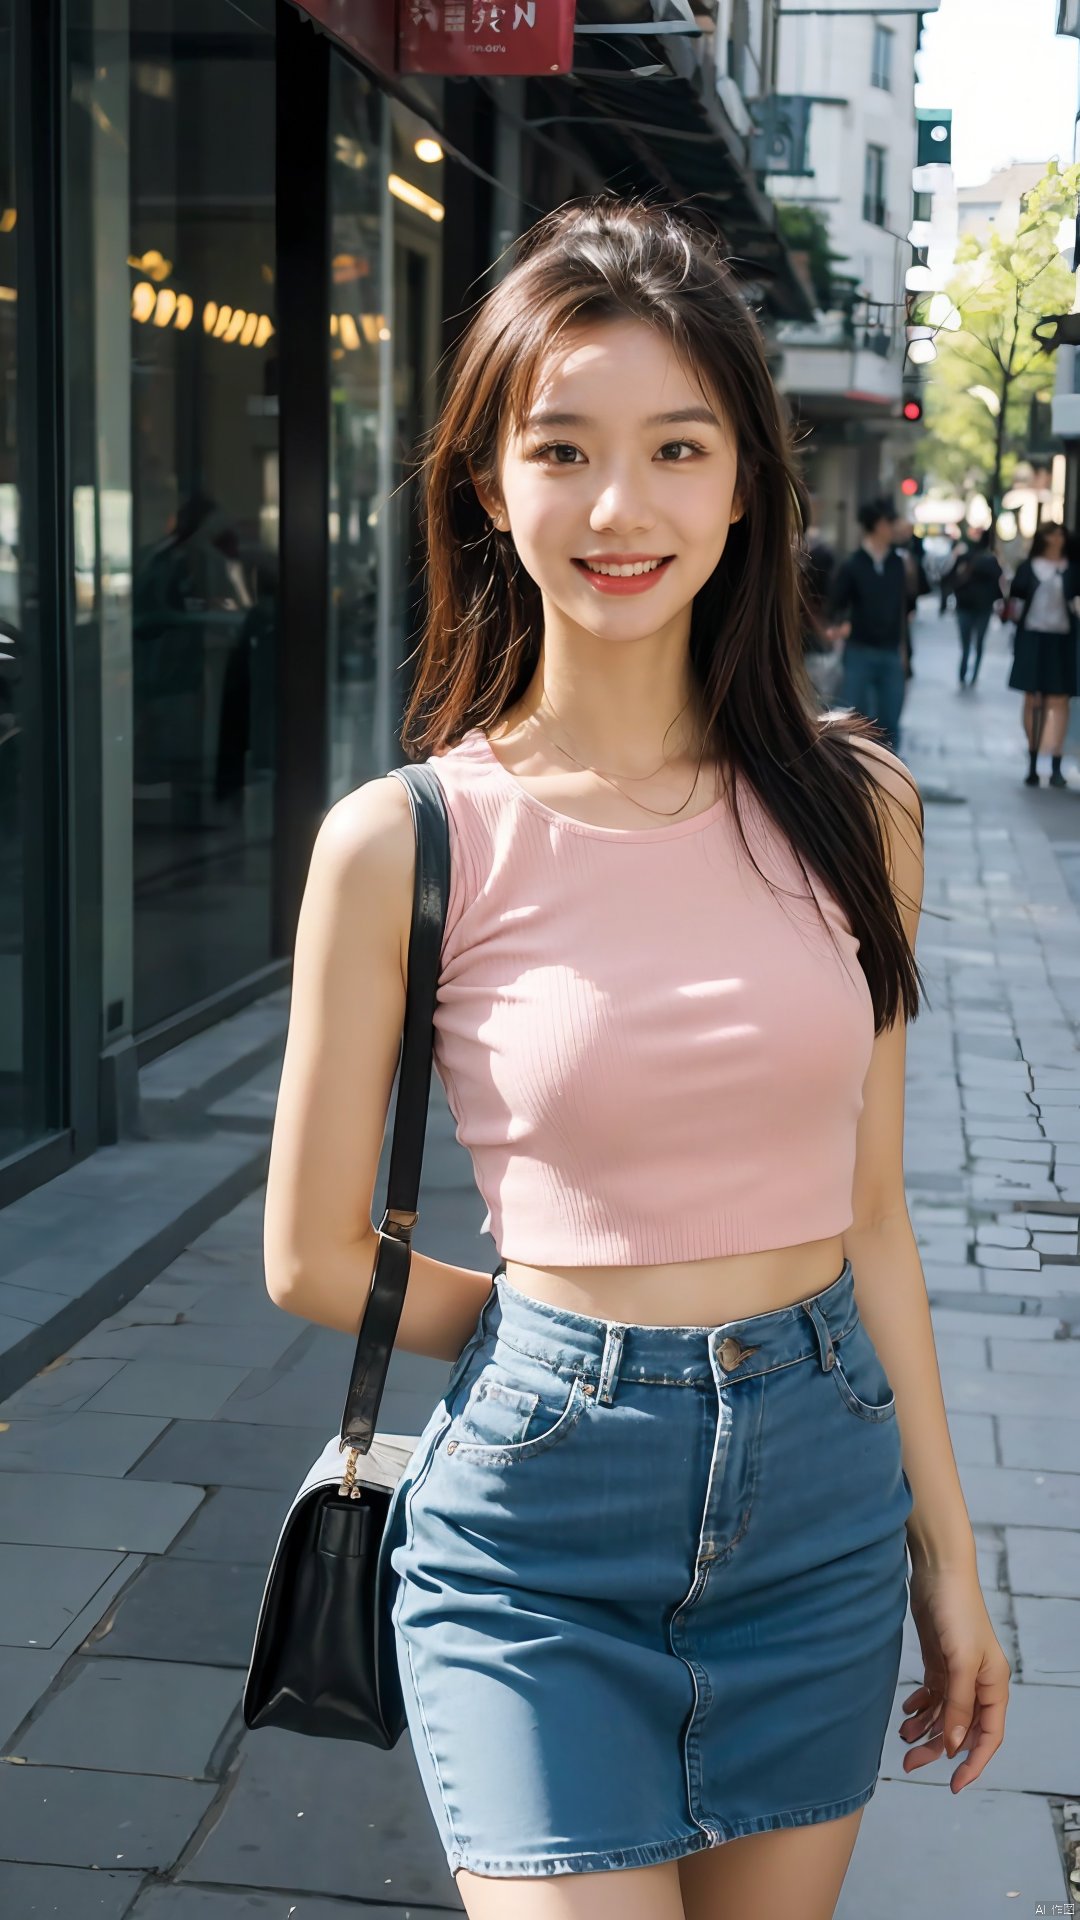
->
xmin=445 ymin=1359 xmax=589 ymax=1467
xmin=830 ymin=1319 xmax=897 ymax=1423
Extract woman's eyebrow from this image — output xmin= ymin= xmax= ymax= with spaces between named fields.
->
xmin=525 ymin=405 xmax=720 ymax=430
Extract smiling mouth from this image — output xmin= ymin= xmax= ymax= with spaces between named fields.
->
xmin=574 ymin=556 xmax=673 ymax=578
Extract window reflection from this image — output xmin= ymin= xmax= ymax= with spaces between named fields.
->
xmin=0 ymin=0 xmax=58 ymax=1156
xmin=68 ymin=0 xmax=279 ymax=1034
xmin=328 ymin=63 xmax=443 ymax=802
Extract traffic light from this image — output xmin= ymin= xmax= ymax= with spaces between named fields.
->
xmin=900 ymin=476 xmax=919 ymax=497
xmin=902 ymin=399 xmax=923 ymax=423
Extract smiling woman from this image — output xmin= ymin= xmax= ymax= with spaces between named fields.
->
xmin=263 ymin=198 xmax=1011 ymax=1920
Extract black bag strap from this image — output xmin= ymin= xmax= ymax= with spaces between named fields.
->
xmin=338 ymin=762 xmax=451 ymax=1455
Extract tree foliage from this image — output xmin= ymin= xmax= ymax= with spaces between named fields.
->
xmin=774 ymin=201 xmax=856 ymax=313
xmin=919 ymin=161 xmax=1080 ymax=510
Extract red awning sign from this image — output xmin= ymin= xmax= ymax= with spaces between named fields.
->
xmin=398 ymin=1 xmax=576 ymax=76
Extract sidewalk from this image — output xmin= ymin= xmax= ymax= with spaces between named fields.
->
xmin=0 ymin=603 xmax=1077 ymax=1917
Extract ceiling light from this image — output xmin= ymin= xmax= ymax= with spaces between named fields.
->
xmin=388 ymin=173 xmax=444 ymax=223
xmin=414 ymin=136 xmax=443 ymax=164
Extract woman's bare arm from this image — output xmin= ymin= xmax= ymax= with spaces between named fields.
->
xmin=262 ymin=775 xmax=494 ymax=1362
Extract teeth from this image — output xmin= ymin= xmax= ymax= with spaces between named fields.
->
xmin=583 ymin=558 xmax=665 ymax=577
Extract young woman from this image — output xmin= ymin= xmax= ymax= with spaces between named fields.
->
xmin=264 ymin=201 xmax=1010 ymax=1920
xmin=1007 ymin=522 xmax=1080 ymax=785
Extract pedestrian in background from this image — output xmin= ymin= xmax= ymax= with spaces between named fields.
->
xmin=826 ymin=497 xmax=909 ymax=753
xmin=940 ymin=528 xmax=1005 ymax=689
xmin=1006 ymin=522 xmax=1080 ymax=787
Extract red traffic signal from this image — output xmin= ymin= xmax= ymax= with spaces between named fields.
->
xmin=902 ymin=399 xmax=923 ymax=422
xmin=900 ymin=476 xmax=919 ymax=497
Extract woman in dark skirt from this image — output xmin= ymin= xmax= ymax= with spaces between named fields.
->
xmin=1006 ymin=523 xmax=1080 ymax=787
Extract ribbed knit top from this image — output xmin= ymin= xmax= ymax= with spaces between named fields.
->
xmin=425 ymin=727 xmax=876 ymax=1267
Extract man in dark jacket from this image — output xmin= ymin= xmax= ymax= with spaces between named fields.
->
xmin=826 ymin=497 xmax=909 ymax=753
xmin=941 ymin=527 xmax=1004 ymax=687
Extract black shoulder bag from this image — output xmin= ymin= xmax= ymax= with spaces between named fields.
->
xmin=243 ymin=761 xmax=450 ymax=1747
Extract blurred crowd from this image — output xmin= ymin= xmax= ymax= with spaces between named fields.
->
xmin=800 ymin=499 xmax=1080 ymax=788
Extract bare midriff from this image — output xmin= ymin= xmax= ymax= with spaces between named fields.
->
xmin=501 ymin=1233 xmax=848 ymax=1327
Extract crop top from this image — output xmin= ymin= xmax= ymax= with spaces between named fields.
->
xmin=424 ymin=727 xmax=876 ymax=1267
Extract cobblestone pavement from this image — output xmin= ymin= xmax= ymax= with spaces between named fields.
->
xmin=0 ymin=603 xmax=1077 ymax=1917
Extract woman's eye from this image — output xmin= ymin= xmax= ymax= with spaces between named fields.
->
xmin=529 ymin=441 xmax=583 ymax=466
xmin=657 ymin=440 xmax=705 ymax=461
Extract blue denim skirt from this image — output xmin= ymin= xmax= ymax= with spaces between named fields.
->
xmin=384 ymin=1257 xmax=913 ymax=1879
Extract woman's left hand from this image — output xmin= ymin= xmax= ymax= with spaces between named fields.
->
xmin=899 ymin=1564 xmax=1011 ymax=1792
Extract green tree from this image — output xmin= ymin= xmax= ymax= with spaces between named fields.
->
xmin=774 ymin=202 xmax=856 ymax=314
xmin=918 ymin=160 xmax=1080 ymax=528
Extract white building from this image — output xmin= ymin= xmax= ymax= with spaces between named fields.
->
xmin=764 ymin=3 xmax=938 ymax=553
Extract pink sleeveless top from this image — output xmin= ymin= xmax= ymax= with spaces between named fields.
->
xmin=425 ymin=727 xmax=876 ymax=1266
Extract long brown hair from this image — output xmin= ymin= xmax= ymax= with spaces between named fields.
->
xmin=401 ymin=198 xmax=925 ymax=1031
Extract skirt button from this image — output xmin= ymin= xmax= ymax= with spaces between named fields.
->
xmin=718 ymin=1337 xmax=743 ymax=1371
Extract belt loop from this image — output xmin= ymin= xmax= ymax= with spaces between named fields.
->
xmin=597 ymin=1324 xmax=625 ymax=1406
xmin=802 ymin=1297 xmax=836 ymax=1373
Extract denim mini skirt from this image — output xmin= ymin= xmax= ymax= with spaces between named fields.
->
xmin=383 ymin=1257 xmax=914 ymax=1879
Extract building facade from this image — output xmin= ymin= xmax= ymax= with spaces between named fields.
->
xmin=0 ymin=0 xmax=809 ymax=1213
xmin=763 ymin=2 xmax=938 ymax=554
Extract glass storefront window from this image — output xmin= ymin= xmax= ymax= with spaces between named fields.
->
xmin=328 ymin=60 xmax=443 ymax=802
xmin=67 ymin=0 xmax=279 ymax=1036
xmin=0 ymin=0 xmax=61 ymax=1159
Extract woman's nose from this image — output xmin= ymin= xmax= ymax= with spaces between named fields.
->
xmin=589 ymin=478 xmax=655 ymax=533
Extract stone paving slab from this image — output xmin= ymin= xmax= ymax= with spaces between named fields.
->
xmin=14 ymin=1656 xmax=241 ymax=1776
xmin=0 ymin=1764 xmax=216 ymax=1870
xmin=0 ymin=1472 xmax=202 ymax=1553
xmin=0 ymin=1132 xmax=270 ymax=1401
xmin=132 ymin=1888 xmax=456 ymax=1918
xmin=126 ymin=1420 xmax=329 ymax=1493
xmin=1005 ymin=1524 xmax=1080 ymax=1598
xmin=83 ymin=1359 xmax=256 ymax=1421
xmin=837 ymin=1779 xmax=1069 ymax=1916
xmin=71 ymin=1318 xmax=304 ymax=1370
xmin=1014 ymin=1596 xmax=1080 ymax=1686
xmin=0 ymin=1411 xmax=169 ymax=1477
xmin=180 ymin=1725 xmax=459 ymax=1906
xmin=959 ymin=1461 xmax=1080 ymax=1529
xmin=84 ymin=1555 xmax=265 ymax=1669
xmin=998 ymin=1414 xmax=1080 ymax=1471
xmin=940 ymin=1365 xmax=1080 ymax=1418
xmin=0 ymin=1556 xmax=144 ymax=1748
xmin=0 ymin=1863 xmax=143 ymax=1917
xmin=167 ymin=1487 xmax=289 ymax=1566
xmin=0 ymin=1545 xmax=125 ymax=1648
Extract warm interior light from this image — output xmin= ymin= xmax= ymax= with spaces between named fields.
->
xmin=0 ymin=209 xmax=17 ymax=233
xmin=153 ymin=287 xmax=178 ymax=328
xmin=339 ymin=313 xmax=361 ymax=352
xmin=174 ymin=293 xmax=194 ymax=331
xmin=224 ymin=308 xmax=247 ymax=343
xmin=240 ymin=312 xmax=259 ymax=347
xmin=203 ymin=301 xmax=219 ymax=334
xmin=213 ymin=304 xmax=233 ymax=338
xmin=414 ymin=136 xmax=443 ymax=164
xmin=131 ymin=281 xmax=156 ymax=324
xmin=388 ymin=173 xmax=444 ymax=223
xmin=253 ymin=315 xmax=274 ymax=348
xmin=359 ymin=313 xmax=383 ymax=345
xmin=0 ymin=285 xmax=17 ymax=302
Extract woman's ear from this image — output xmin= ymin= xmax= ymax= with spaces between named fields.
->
xmin=468 ymin=465 xmax=509 ymax=533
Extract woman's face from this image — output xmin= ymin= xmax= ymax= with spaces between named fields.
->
xmin=1044 ymin=527 xmax=1066 ymax=562
xmin=487 ymin=318 xmax=741 ymax=647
